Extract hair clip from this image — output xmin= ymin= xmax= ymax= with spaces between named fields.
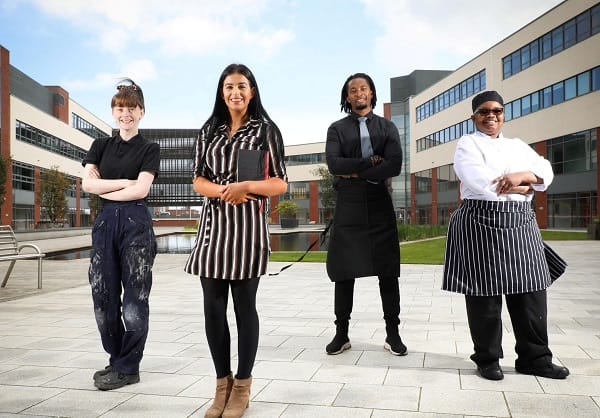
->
xmin=116 ymin=84 xmax=138 ymax=91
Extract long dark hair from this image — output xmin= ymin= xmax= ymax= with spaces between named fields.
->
xmin=204 ymin=63 xmax=274 ymax=136
xmin=339 ymin=72 xmax=377 ymax=113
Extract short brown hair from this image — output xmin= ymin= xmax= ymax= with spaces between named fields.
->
xmin=111 ymin=78 xmax=145 ymax=110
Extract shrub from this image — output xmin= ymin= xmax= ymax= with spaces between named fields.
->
xmin=397 ymin=224 xmax=447 ymax=242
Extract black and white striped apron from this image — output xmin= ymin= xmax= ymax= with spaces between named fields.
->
xmin=442 ymin=199 xmax=552 ymax=296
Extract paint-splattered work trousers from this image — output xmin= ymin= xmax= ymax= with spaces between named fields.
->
xmin=89 ymin=200 xmax=157 ymax=375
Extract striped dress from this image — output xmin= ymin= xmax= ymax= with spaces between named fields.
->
xmin=442 ymin=131 xmax=555 ymax=296
xmin=184 ymin=118 xmax=287 ymax=280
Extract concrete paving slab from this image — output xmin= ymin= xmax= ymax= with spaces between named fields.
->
xmin=0 ymin=239 xmax=598 ymax=417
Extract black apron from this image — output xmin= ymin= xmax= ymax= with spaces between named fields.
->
xmin=326 ymin=178 xmax=400 ymax=282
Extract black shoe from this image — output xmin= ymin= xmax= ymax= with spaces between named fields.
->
xmin=384 ymin=335 xmax=407 ymax=356
xmin=326 ymin=334 xmax=351 ymax=355
xmin=94 ymin=371 xmax=140 ymax=391
xmin=516 ymin=362 xmax=569 ymax=379
xmin=477 ymin=364 xmax=504 ymax=380
xmin=92 ymin=365 xmax=112 ymax=381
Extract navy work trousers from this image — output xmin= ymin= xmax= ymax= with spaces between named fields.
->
xmin=89 ymin=200 xmax=156 ymax=375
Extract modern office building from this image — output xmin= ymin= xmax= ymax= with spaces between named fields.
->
xmin=404 ymin=0 xmax=599 ymax=229
xmin=386 ymin=70 xmax=452 ymax=223
xmin=0 ymin=45 xmax=112 ymax=230
xmin=283 ymin=142 xmax=327 ymax=224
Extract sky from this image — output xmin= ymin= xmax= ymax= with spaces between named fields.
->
xmin=0 ymin=0 xmax=564 ymax=146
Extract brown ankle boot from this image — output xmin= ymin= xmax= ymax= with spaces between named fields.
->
xmin=222 ymin=376 xmax=252 ymax=418
xmin=204 ymin=374 xmax=233 ymax=418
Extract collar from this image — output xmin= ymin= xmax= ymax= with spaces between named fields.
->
xmin=116 ymin=133 xmax=141 ymax=144
xmin=217 ymin=117 xmax=263 ymax=132
xmin=474 ymin=130 xmax=504 ymax=140
xmin=349 ymin=111 xmax=374 ymax=121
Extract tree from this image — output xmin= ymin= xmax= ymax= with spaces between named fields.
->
xmin=311 ymin=165 xmax=336 ymax=212
xmin=38 ymin=165 xmax=70 ymax=224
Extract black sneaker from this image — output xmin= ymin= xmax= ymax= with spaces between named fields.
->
xmin=384 ymin=335 xmax=407 ymax=356
xmin=94 ymin=371 xmax=140 ymax=391
xmin=326 ymin=334 xmax=351 ymax=355
xmin=92 ymin=365 xmax=112 ymax=381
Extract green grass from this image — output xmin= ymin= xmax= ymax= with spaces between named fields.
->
xmin=540 ymin=230 xmax=587 ymax=240
xmin=268 ymin=229 xmax=588 ymax=265
xmin=269 ymin=251 xmax=327 ymax=263
xmin=400 ymin=237 xmax=446 ymax=264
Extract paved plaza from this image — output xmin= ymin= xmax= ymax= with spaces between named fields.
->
xmin=0 ymin=236 xmax=599 ymax=417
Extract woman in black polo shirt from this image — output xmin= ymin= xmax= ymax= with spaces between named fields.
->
xmin=82 ymin=79 xmax=160 ymax=391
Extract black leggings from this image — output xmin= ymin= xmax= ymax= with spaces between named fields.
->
xmin=200 ymin=277 xmax=260 ymax=379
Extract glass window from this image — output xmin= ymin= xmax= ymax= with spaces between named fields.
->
xmin=552 ymin=82 xmax=564 ymax=104
xmin=551 ymin=26 xmax=563 ymax=54
xmin=543 ymin=86 xmax=553 ymax=108
xmin=577 ymin=12 xmax=591 ymax=41
xmin=521 ymin=95 xmax=531 ymax=115
xmin=480 ymin=71 xmax=486 ymax=90
xmin=592 ymin=4 xmax=600 ymax=35
xmin=520 ymin=45 xmax=530 ymax=70
xmin=531 ymin=91 xmax=540 ymax=112
xmin=466 ymin=78 xmax=474 ymax=96
xmin=530 ymin=39 xmax=540 ymax=65
xmin=564 ymin=19 xmax=577 ymax=48
xmin=460 ymin=81 xmax=467 ymax=100
xmin=512 ymin=98 xmax=521 ymax=119
xmin=511 ymin=51 xmax=521 ymax=74
xmin=473 ymin=73 xmax=481 ymax=92
xmin=564 ymin=77 xmax=577 ymax=100
xmin=542 ymin=33 xmax=552 ymax=59
xmin=578 ymin=72 xmax=591 ymax=95
xmin=504 ymin=102 xmax=512 ymax=121
xmin=593 ymin=67 xmax=600 ymax=91
xmin=504 ymin=56 xmax=511 ymax=78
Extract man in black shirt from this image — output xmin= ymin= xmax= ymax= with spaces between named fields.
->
xmin=325 ymin=73 xmax=406 ymax=356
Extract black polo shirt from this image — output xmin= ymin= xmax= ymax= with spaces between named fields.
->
xmin=82 ymin=134 xmax=160 ymax=180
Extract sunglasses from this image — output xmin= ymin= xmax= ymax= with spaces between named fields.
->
xmin=475 ymin=108 xmax=504 ymax=116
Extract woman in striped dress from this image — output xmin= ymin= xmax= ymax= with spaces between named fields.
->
xmin=185 ymin=64 xmax=287 ymax=418
xmin=442 ymin=91 xmax=569 ymax=381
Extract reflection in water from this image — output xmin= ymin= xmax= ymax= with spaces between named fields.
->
xmin=47 ymin=232 xmax=327 ymax=260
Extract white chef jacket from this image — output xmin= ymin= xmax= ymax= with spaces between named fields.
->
xmin=454 ymin=130 xmax=554 ymax=202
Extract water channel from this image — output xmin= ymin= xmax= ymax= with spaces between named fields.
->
xmin=46 ymin=232 xmax=327 ymax=260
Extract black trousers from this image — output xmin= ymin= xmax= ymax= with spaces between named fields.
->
xmin=465 ymin=290 xmax=553 ymax=368
xmin=200 ymin=277 xmax=260 ymax=379
xmin=334 ymin=277 xmax=400 ymax=328
xmin=89 ymin=201 xmax=156 ymax=375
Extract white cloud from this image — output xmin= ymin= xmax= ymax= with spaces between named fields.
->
xmin=62 ymin=59 xmax=158 ymax=91
xmin=28 ymin=0 xmax=292 ymax=58
xmin=362 ymin=0 xmax=564 ymax=74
